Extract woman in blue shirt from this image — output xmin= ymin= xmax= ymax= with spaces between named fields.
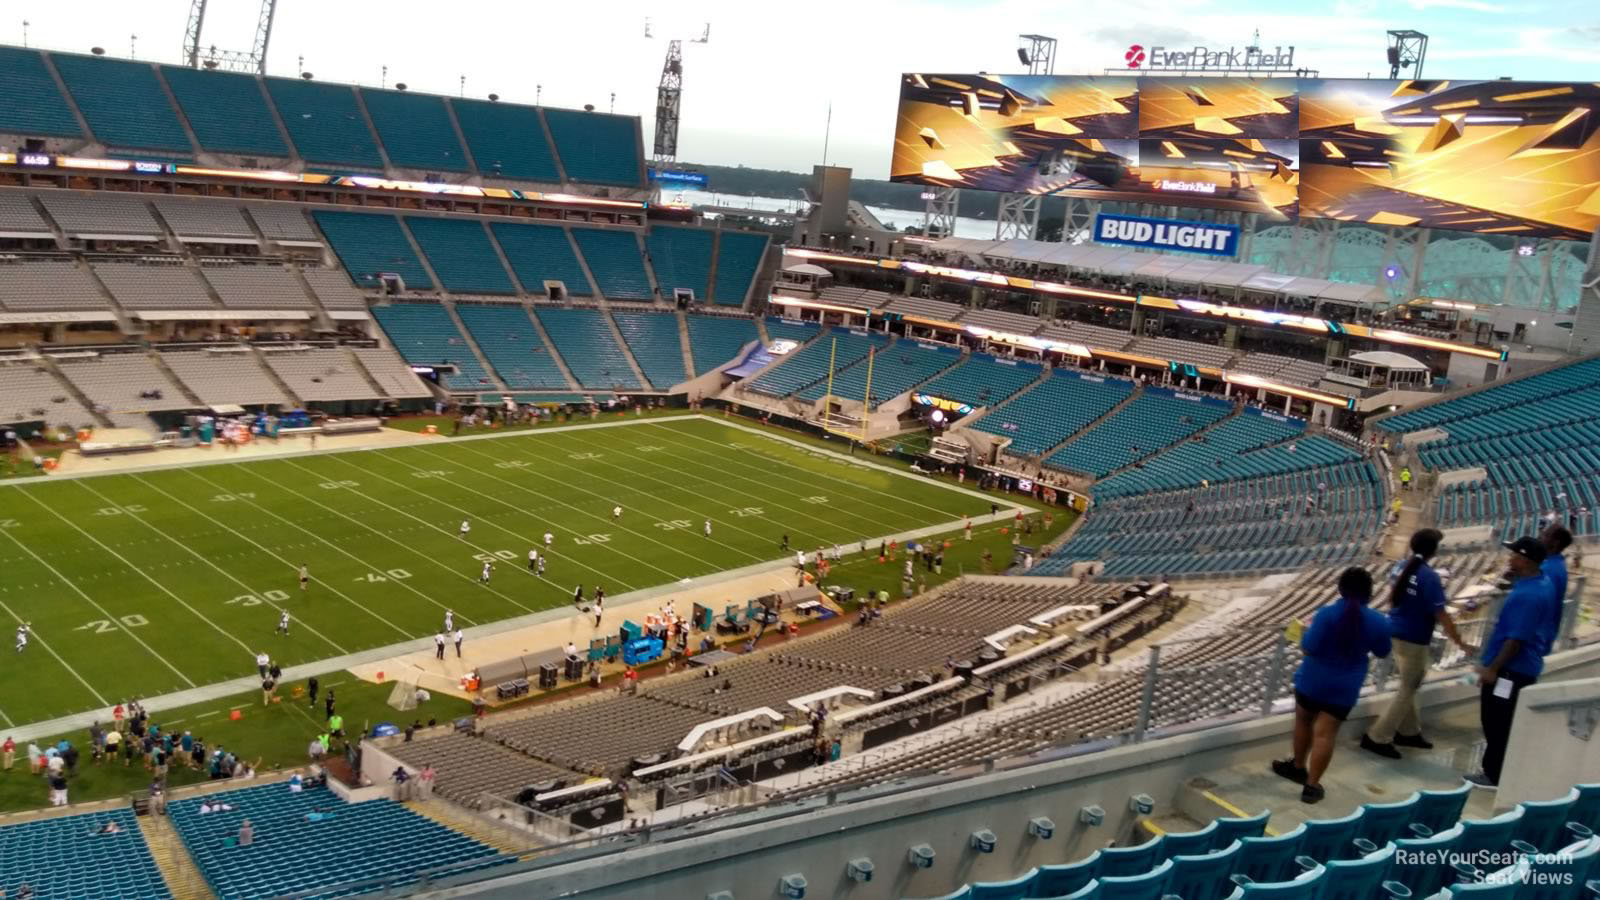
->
xmin=1362 ymin=529 xmax=1472 ymax=758
xmin=1274 ymin=567 xmax=1391 ymax=804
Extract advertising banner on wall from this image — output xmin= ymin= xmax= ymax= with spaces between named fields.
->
xmin=1093 ymin=212 xmax=1241 ymax=256
xmin=890 ymin=73 xmax=1600 ymax=240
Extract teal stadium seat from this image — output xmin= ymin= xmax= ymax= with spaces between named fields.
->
xmin=794 ymin=340 xmax=960 ymax=409
xmin=0 ymin=47 xmax=81 ymax=137
xmin=646 ymin=225 xmax=714 ymax=300
xmin=1438 ymin=860 xmax=1527 ymax=897
xmin=534 ymin=306 xmax=643 ymax=390
xmin=490 ymin=222 xmax=592 ymax=296
xmin=1231 ymin=824 xmax=1306 ymax=885
xmin=748 ymin=328 xmax=886 ymax=398
xmin=1320 ymin=843 xmax=1405 ymax=900
xmin=404 ymin=216 xmax=515 ymax=294
xmin=1226 ymin=864 xmax=1326 ymax=899
xmin=1297 ymin=807 xmax=1365 ymax=863
xmin=712 ymin=231 xmax=769 ymax=306
xmin=543 ymin=107 xmax=643 ymax=187
xmin=917 ymin=354 xmax=1042 ymax=410
xmin=1513 ymin=788 xmax=1580 ymax=853
xmin=972 ymin=868 xmax=1038 ymax=900
xmin=1097 ymin=857 xmax=1173 ymax=900
xmin=572 ymin=228 xmax=652 ymax=300
xmin=1213 ymin=810 xmax=1273 ymax=849
xmin=1456 ymin=806 xmax=1524 ymax=867
xmin=1410 ymin=782 xmax=1474 ymax=838
xmin=1356 ymin=793 xmax=1422 ymax=853
xmin=0 ymin=807 xmax=170 ymax=899
xmin=264 ymin=76 xmax=385 ymax=168
xmin=1096 ymin=836 xmax=1165 ymax=878
xmin=313 ymin=210 xmax=433 ymax=290
xmin=1047 ymin=388 xmax=1231 ymax=477
xmin=52 ymin=53 xmax=190 ymax=151
xmin=162 ymin=66 xmax=288 ymax=156
xmin=612 ymin=311 xmax=687 ymax=390
xmin=451 ymin=98 xmax=561 ymax=182
xmin=1031 ymin=852 xmax=1100 ymax=897
xmin=455 ymin=303 xmax=569 ymax=390
xmin=685 ymin=313 xmax=759 ymax=375
xmin=1522 ymin=835 xmax=1600 ymax=900
xmin=1392 ymin=824 xmax=1464 ymax=897
xmin=1159 ymin=820 xmax=1220 ymax=860
xmin=360 ymin=88 xmax=471 ymax=172
xmin=1571 ymin=783 xmax=1600 ymax=833
xmin=970 ymin=370 xmax=1134 ymax=458
xmin=371 ymin=302 xmax=492 ymax=391
xmin=764 ymin=316 xmax=820 ymax=344
xmin=1376 ymin=357 xmax=1600 ymax=434
xmin=1166 ymin=840 xmax=1241 ymax=900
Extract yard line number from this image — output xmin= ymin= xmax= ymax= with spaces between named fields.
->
xmin=76 ymin=614 xmax=148 ymax=633
xmin=227 ymin=590 xmax=290 ymax=607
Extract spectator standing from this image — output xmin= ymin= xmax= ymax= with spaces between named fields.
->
xmin=1273 ymin=568 xmax=1391 ymax=803
xmin=1540 ymin=524 xmax=1572 ymax=644
xmin=307 ymin=676 xmax=319 ymax=708
xmin=1468 ymin=538 xmax=1558 ymax=789
xmin=1363 ymin=530 xmax=1472 ymax=758
xmin=1 ymin=735 xmax=12 ymax=771
xmin=238 ymin=820 xmax=254 ymax=846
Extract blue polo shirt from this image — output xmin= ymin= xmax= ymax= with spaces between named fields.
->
xmin=1293 ymin=596 xmax=1392 ymax=708
xmin=1388 ymin=560 xmax=1447 ymax=644
xmin=1481 ymin=573 xmax=1556 ymax=679
xmin=1539 ymin=554 xmax=1567 ymax=651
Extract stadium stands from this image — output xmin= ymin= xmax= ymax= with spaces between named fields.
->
xmin=200 ymin=264 xmax=318 ymax=311
xmin=299 ymin=267 xmax=367 ymax=311
xmin=533 ymin=306 xmax=643 ymax=390
xmin=611 ymin=310 xmax=687 ymax=389
xmin=263 ymin=77 xmax=385 ymax=169
xmin=685 ymin=313 xmax=760 ymax=375
xmin=160 ymin=66 xmax=289 ymax=157
xmin=916 ymin=354 xmax=1042 ymax=410
xmin=389 ymin=732 xmax=574 ymax=810
xmin=747 ymin=327 xmax=886 ymax=398
xmin=39 ymin=191 xmax=161 ymax=239
xmin=160 ymin=349 xmax=293 ymax=407
xmin=353 ymin=347 xmax=434 ymax=399
xmin=403 ymin=217 xmax=515 ymax=295
xmin=454 ymin=302 xmax=570 ymax=390
xmin=94 ymin=262 xmax=216 ymax=310
xmin=571 ymin=228 xmax=652 ymax=300
xmin=0 ymin=46 xmax=82 ymax=138
xmin=247 ymin=204 xmax=321 ymax=246
xmin=0 ymin=807 xmax=170 ymax=899
xmin=970 ymin=370 xmax=1134 ymax=457
xmin=489 ymin=222 xmax=592 ymax=297
xmin=370 ymin=302 xmax=493 ymax=391
xmin=764 ymin=316 xmax=820 ymax=344
xmin=0 ymin=193 xmax=51 ymax=235
xmin=794 ymin=340 xmax=961 ymax=408
xmin=263 ymin=348 xmax=380 ymax=402
xmin=1046 ymin=388 xmax=1232 ymax=477
xmin=712 ymin=230 xmax=768 ymax=307
xmin=646 ymin=225 xmax=714 ymax=300
xmin=1093 ymin=410 xmax=1310 ymax=499
xmin=55 ymin=353 xmax=192 ymax=413
xmin=168 ymin=784 xmax=503 ymax=898
xmin=1374 ymin=357 xmax=1600 ymax=434
xmin=541 ymin=108 xmax=643 ymax=187
xmin=0 ymin=358 xmax=91 ymax=425
xmin=51 ymin=53 xmax=191 ymax=152
xmin=0 ymin=260 xmax=112 ymax=311
xmin=451 ymin=98 xmax=562 ymax=182
xmin=313 ymin=211 xmax=433 ymax=291
xmin=1131 ymin=335 xmax=1235 ymax=368
xmin=359 ymin=89 xmax=471 ymax=172
xmin=153 ymin=198 xmax=255 ymax=241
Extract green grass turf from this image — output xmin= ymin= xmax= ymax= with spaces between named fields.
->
xmin=0 ymin=415 xmax=1001 ymax=727
xmin=0 ymin=676 xmax=471 ymax=813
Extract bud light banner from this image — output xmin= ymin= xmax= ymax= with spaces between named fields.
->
xmin=1093 ymin=212 xmax=1239 ymax=257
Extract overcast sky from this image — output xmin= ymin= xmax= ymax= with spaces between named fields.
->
xmin=13 ymin=0 xmax=1600 ymax=179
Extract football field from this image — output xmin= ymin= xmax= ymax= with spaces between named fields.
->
xmin=0 ymin=416 xmax=996 ymax=727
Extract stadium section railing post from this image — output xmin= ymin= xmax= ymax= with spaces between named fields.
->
xmin=1259 ymin=630 xmax=1290 ymax=717
xmin=1558 ymin=575 xmax=1587 ymax=651
xmin=1133 ymin=644 xmax=1160 ymax=742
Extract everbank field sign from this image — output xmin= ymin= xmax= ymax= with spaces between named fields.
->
xmin=1125 ymin=43 xmax=1297 ymax=71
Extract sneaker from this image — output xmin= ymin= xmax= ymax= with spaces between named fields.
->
xmin=1465 ymin=772 xmax=1498 ymax=790
xmin=1301 ymin=783 xmax=1326 ymax=804
xmin=1394 ymin=733 xmax=1434 ymax=749
xmin=1361 ymin=735 xmax=1403 ymax=759
xmin=1272 ymin=759 xmax=1308 ymax=785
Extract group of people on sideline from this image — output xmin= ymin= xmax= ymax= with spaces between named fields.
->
xmin=1275 ymin=524 xmax=1573 ymax=802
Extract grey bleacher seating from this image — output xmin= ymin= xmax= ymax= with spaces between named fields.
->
xmin=1277 ymin=359 xmax=1327 ymax=386
xmin=0 ymin=359 xmax=91 ymax=425
xmin=160 ymin=349 xmax=290 ymax=406
xmin=94 ymin=262 xmax=216 ymax=310
xmin=962 ymin=307 xmax=1044 ymax=334
xmin=1038 ymin=321 xmax=1134 ymax=351
xmin=0 ymin=193 xmax=50 ymax=235
xmin=1131 ymin=336 xmax=1235 ymax=368
xmin=152 ymin=198 xmax=254 ymax=240
xmin=38 ymin=191 xmax=160 ymax=238
xmin=245 ymin=204 xmax=322 ymax=245
xmin=485 ymin=695 xmax=716 ymax=776
xmin=0 ymin=260 xmax=111 ymax=311
xmin=815 ymin=286 xmax=895 ymax=312
xmin=352 ymin=347 xmax=432 ymax=399
xmin=387 ymin=733 xmax=575 ymax=810
xmin=54 ymin=353 xmax=192 ymax=413
xmin=300 ymin=267 xmax=368 ymax=311
xmin=201 ymin=264 xmax=316 ymax=310
xmin=881 ymin=295 xmax=965 ymax=321
xmin=263 ymin=348 xmax=379 ymax=402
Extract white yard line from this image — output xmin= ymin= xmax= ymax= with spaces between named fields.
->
xmin=309 ymin=452 xmax=636 ymax=594
xmin=0 ymin=520 xmax=193 ymax=691
xmin=438 ymin=440 xmax=772 ymax=565
xmin=0 ymin=588 xmax=113 ymax=708
xmin=119 ymin=474 xmax=370 ymax=654
xmin=187 ymin=464 xmax=511 ymax=627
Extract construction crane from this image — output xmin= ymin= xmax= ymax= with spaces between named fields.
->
xmin=645 ymin=19 xmax=709 ymax=168
xmin=183 ymin=0 xmax=277 ymax=75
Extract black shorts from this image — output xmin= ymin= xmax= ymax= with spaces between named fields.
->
xmin=1294 ymin=690 xmax=1353 ymax=722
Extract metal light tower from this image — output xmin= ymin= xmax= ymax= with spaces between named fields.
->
xmin=184 ymin=0 xmax=277 ymax=74
xmin=648 ymin=21 xmax=709 ymax=167
xmin=1386 ymin=30 xmax=1427 ymax=79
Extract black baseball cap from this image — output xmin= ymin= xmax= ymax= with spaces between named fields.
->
xmin=1503 ymin=537 xmax=1547 ymax=564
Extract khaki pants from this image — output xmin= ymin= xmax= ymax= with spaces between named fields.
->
xmin=1367 ymin=638 xmax=1431 ymax=744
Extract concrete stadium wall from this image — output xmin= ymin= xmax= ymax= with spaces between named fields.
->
xmin=446 ymin=641 xmax=1600 ymax=899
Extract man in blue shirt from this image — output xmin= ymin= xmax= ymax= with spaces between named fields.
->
xmin=1539 ymin=524 xmax=1572 ymax=649
xmin=1467 ymin=537 xmax=1557 ymax=790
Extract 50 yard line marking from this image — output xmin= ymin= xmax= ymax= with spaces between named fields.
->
xmin=0 ymin=516 xmax=191 ymax=691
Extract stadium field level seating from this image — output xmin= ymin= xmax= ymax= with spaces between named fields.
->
xmin=313 ymin=211 xmax=433 ymax=291
xmin=971 ymin=370 xmax=1133 ymax=457
xmin=612 ymin=310 xmax=687 ymax=390
xmin=404 ymin=216 xmax=515 ymax=294
xmin=686 ymin=313 xmax=760 ymax=375
xmin=794 ymin=340 xmax=961 ymax=408
xmin=916 ymin=354 xmax=1042 ymax=411
xmin=764 ymin=316 xmax=820 ymax=344
xmin=748 ymin=328 xmax=886 ymax=398
xmin=534 ymin=306 xmax=643 ymax=390
xmin=0 ymin=807 xmax=170 ymax=899
xmin=1047 ymin=388 xmax=1232 ymax=477
xmin=646 ymin=225 xmax=713 ymax=300
xmin=489 ymin=222 xmax=593 ymax=297
xmin=572 ymin=229 xmax=652 ymax=300
xmin=712 ymin=231 xmax=768 ymax=306
xmin=455 ymin=302 xmax=570 ymax=390
xmin=371 ymin=302 xmax=492 ymax=391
